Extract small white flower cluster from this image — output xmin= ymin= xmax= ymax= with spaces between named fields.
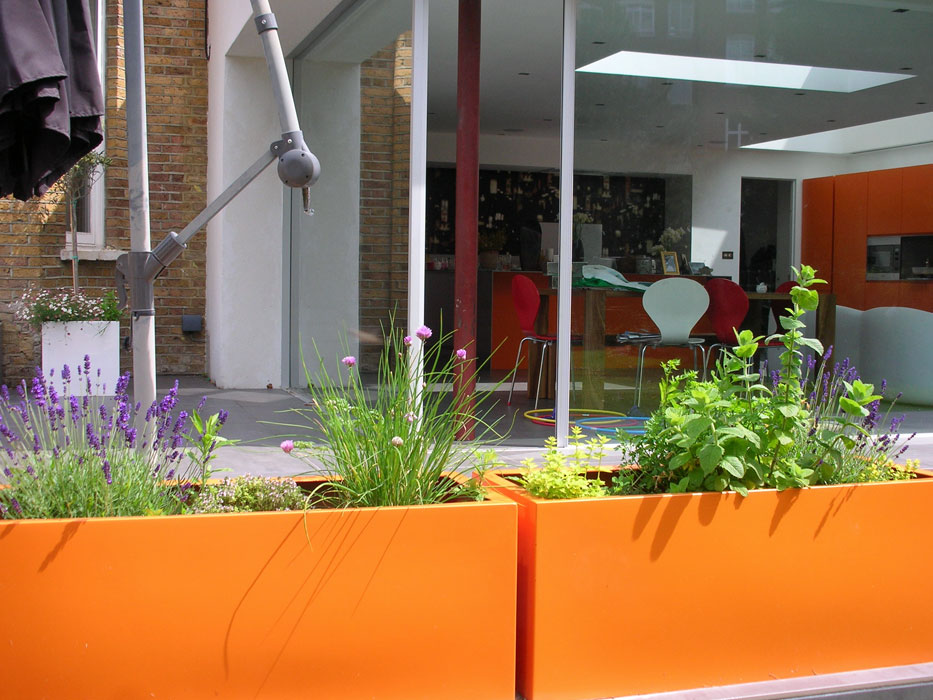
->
xmin=13 ymin=287 xmax=121 ymax=327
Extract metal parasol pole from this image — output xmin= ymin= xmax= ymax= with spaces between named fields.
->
xmin=118 ymin=0 xmax=320 ymax=415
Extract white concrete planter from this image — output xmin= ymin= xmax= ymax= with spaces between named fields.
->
xmin=41 ymin=321 xmax=120 ymax=396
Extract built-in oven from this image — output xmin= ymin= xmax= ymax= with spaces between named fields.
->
xmin=866 ymin=235 xmax=901 ymax=280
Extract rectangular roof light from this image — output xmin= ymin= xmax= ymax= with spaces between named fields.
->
xmin=577 ymin=51 xmax=912 ymax=93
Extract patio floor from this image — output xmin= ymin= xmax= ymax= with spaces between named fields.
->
xmin=157 ymin=373 xmax=933 ymax=479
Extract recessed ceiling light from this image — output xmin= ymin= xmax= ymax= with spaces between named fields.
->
xmin=577 ymin=50 xmax=913 ymax=92
xmin=600 ymin=138 xmax=608 ymax=142
xmin=592 ymin=41 xmax=605 ymax=45
xmin=892 ymin=8 xmax=909 ymax=12
xmin=918 ymin=102 xmax=928 ymax=105
xmin=518 ymin=72 xmax=530 ymax=76
xmin=595 ymin=103 xmax=605 ymax=106
xmin=715 ymin=111 xmax=725 ymax=115
xmin=794 ymin=92 xmax=806 ymax=95
xmin=901 ymin=67 xmax=913 ymax=71
xmin=754 ymin=54 xmax=766 ymax=58
xmin=827 ymin=119 xmax=836 ymax=122
xmin=655 ymin=125 xmax=664 ymax=128
xmin=661 ymin=81 xmax=673 ymax=85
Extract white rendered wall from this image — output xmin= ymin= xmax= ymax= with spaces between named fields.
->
xmin=205 ymin=0 xmax=344 ymax=388
xmin=207 ymin=56 xmax=284 ymax=388
xmin=290 ymin=60 xmax=361 ymax=385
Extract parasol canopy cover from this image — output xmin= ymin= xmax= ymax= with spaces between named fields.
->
xmin=0 ymin=0 xmax=104 ymax=201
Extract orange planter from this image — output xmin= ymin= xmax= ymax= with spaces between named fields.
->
xmin=485 ymin=470 xmax=933 ymax=700
xmin=0 ymin=477 xmax=517 ymax=700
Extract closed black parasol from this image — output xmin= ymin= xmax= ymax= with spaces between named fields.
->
xmin=0 ymin=0 xmax=104 ymax=201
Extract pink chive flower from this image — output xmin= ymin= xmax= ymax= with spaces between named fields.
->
xmin=280 ymin=440 xmax=294 ymax=454
xmin=403 ymin=335 xmax=412 ymax=346
xmin=416 ymin=325 xmax=432 ymax=341
xmin=341 ymin=356 xmax=357 ymax=368
xmin=455 ymin=348 xmax=467 ymax=361
xmin=391 ymin=436 xmax=404 ymax=447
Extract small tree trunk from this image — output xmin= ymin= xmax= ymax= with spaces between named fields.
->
xmin=68 ymin=183 xmax=78 ymax=294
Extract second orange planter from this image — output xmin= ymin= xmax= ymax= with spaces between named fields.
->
xmin=486 ymin=470 xmax=933 ymax=700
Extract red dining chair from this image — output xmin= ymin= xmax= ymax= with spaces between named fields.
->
xmin=703 ymin=278 xmax=750 ymax=376
xmin=507 ymin=274 xmax=578 ymax=409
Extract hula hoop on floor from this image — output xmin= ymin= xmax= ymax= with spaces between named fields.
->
xmin=575 ymin=415 xmax=649 ymax=435
xmin=523 ymin=408 xmax=627 ymax=427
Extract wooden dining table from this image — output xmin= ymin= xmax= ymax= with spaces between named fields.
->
xmin=531 ymin=285 xmax=837 ymax=408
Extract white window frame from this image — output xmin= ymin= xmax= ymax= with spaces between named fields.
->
xmin=62 ymin=0 xmax=116 ymax=260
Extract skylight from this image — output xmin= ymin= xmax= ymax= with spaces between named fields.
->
xmin=577 ymin=51 xmax=912 ymax=93
xmin=743 ymin=112 xmax=933 ymax=154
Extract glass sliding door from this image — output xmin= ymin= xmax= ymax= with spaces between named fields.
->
xmin=291 ymin=0 xmax=415 ymax=385
xmin=571 ymin=0 xmax=933 ymax=419
xmin=424 ymin=0 xmax=564 ymax=444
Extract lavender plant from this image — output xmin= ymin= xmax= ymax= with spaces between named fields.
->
xmin=0 ymin=359 xmax=211 ymax=519
xmin=283 ymin=323 xmax=502 ymax=507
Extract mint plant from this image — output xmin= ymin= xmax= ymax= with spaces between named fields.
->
xmin=615 ymin=266 xmax=913 ymax=496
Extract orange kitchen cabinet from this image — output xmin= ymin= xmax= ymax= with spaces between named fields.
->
xmin=802 ymin=177 xmax=835 ymax=289
xmin=832 ymin=172 xmax=868 ymax=309
xmin=901 ymin=164 xmax=933 ymax=233
xmin=867 ymin=168 xmax=903 ymax=235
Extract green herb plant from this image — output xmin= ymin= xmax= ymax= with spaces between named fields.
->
xmin=615 ymin=266 xmax=911 ymax=497
xmin=284 ymin=321 xmax=502 ymax=507
xmin=519 ymin=426 xmax=610 ymax=499
xmin=189 ymin=475 xmax=307 ymax=514
xmin=185 ymin=406 xmax=237 ymax=489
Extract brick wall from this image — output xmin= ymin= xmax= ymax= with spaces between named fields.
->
xmin=0 ymin=0 xmax=208 ymax=385
xmin=358 ymin=33 xmax=412 ymax=370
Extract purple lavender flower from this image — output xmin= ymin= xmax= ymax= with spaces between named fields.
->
xmin=217 ymin=409 xmax=228 ymax=426
xmin=61 ymin=364 xmax=71 ymax=382
xmin=10 ymin=498 xmax=22 ymax=516
xmin=86 ymin=424 xmax=101 ymax=451
xmin=83 ymin=355 xmax=91 ymax=375
xmin=197 ymin=396 xmax=207 ymax=411
xmin=102 ymin=460 xmax=112 ymax=485
xmin=823 ymin=345 xmax=833 ymax=361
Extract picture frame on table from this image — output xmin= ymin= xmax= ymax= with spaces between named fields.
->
xmin=660 ymin=250 xmax=679 ymax=275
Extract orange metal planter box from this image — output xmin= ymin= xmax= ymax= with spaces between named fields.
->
xmin=486 ymin=470 xmax=933 ymax=700
xmin=0 ymin=477 xmax=517 ymax=700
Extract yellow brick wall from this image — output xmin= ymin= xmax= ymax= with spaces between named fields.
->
xmin=0 ymin=0 xmax=208 ymax=384
xmin=358 ymin=33 xmax=412 ymax=369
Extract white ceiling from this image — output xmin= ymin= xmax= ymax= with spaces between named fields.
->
xmin=425 ymin=0 xmax=933 ymax=153
xmin=262 ymin=0 xmax=933 ymax=155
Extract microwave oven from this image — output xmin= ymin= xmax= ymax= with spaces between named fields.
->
xmin=866 ymin=236 xmax=900 ymax=280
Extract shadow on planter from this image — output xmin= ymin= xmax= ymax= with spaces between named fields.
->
xmin=486 ymin=468 xmax=933 ymax=700
xmin=0 ymin=475 xmax=518 ymax=700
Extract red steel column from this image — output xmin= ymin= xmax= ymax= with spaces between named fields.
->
xmin=454 ymin=0 xmax=481 ymax=439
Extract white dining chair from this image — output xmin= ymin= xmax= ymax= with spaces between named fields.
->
xmin=634 ymin=277 xmax=710 ymax=407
